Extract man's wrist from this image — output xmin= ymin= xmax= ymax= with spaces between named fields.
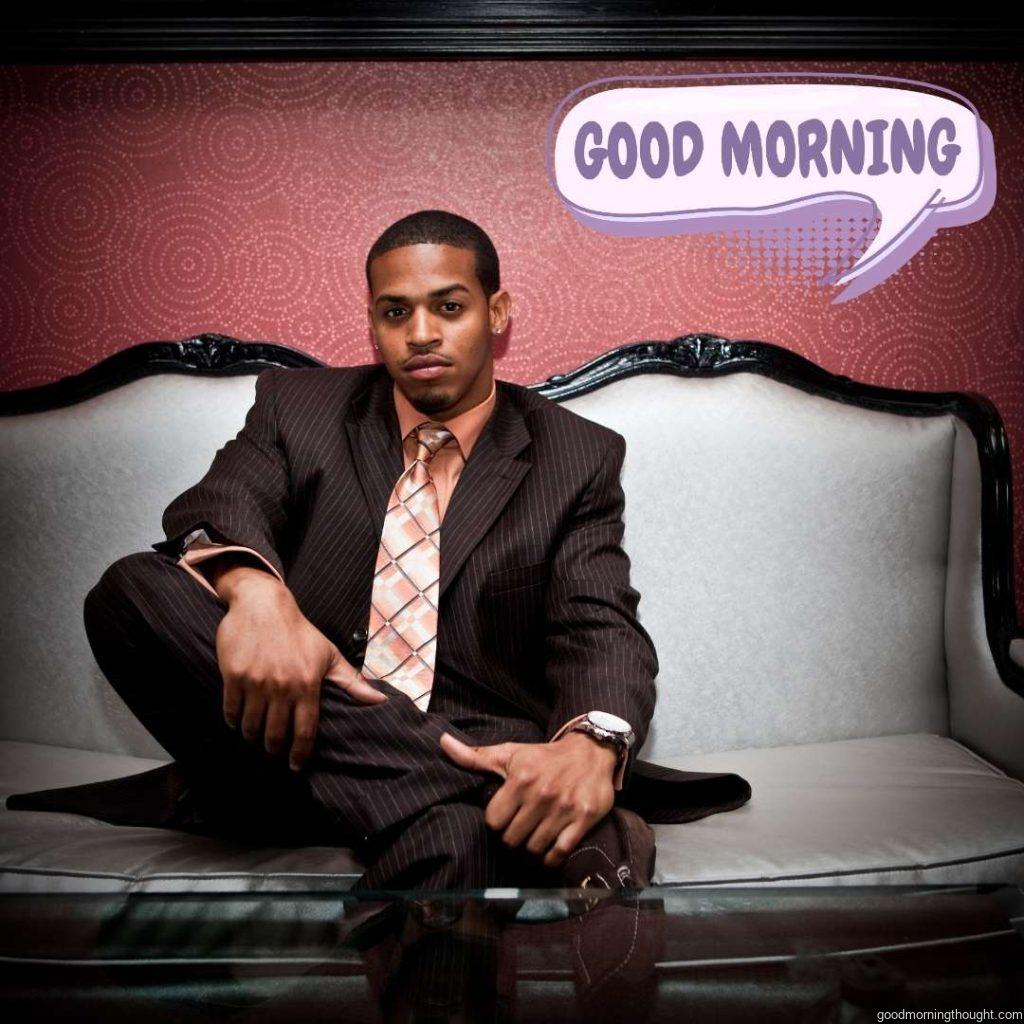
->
xmin=211 ymin=558 xmax=285 ymax=603
xmin=556 ymin=729 xmax=619 ymax=773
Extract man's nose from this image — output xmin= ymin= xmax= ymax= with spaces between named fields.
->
xmin=407 ymin=307 xmax=441 ymax=344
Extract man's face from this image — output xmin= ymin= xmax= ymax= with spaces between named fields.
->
xmin=367 ymin=243 xmax=510 ymax=420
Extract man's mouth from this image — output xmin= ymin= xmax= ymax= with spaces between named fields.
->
xmin=404 ymin=355 xmax=452 ymax=380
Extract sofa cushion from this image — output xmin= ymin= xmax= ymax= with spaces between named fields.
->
xmin=2 ymin=733 xmax=1022 ymax=892
xmin=651 ymin=732 xmax=1024 ymax=886
xmin=0 ymin=740 xmax=364 ymax=893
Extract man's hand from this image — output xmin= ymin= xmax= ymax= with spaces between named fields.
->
xmin=439 ymin=730 xmax=617 ymax=868
xmin=212 ymin=561 xmax=388 ymax=771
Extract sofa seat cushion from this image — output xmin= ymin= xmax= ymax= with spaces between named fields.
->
xmin=0 ymin=740 xmax=364 ymax=894
xmin=651 ymin=733 xmax=1024 ymax=886
xmin=1 ymin=734 xmax=1022 ymax=892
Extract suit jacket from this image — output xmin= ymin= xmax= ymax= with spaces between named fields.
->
xmin=146 ymin=361 xmax=750 ymax=824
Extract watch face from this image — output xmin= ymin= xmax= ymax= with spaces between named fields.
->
xmin=589 ymin=711 xmax=630 ymax=734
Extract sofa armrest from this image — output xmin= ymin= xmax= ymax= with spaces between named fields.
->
xmin=1010 ymin=638 xmax=1024 ymax=672
xmin=944 ymin=417 xmax=1024 ymax=782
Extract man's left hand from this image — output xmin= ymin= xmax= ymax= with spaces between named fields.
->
xmin=439 ymin=730 xmax=617 ymax=868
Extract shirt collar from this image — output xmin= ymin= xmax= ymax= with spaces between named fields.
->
xmin=392 ymin=373 xmax=497 ymax=460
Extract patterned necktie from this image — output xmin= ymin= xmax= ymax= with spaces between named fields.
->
xmin=360 ymin=421 xmax=456 ymax=710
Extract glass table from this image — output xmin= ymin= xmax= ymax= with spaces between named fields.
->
xmin=1 ymin=883 xmax=1022 ymax=1021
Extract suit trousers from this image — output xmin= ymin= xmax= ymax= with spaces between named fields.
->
xmin=82 ymin=551 xmax=556 ymax=891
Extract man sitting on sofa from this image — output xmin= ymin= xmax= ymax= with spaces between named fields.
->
xmin=10 ymin=209 xmax=750 ymax=894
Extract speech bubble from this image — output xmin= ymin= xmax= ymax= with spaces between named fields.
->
xmin=546 ymin=73 xmax=996 ymax=303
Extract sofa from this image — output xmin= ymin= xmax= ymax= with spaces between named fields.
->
xmin=1 ymin=331 xmax=1023 ymax=894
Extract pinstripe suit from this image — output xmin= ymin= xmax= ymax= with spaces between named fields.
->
xmin=72 ymin=362 xmax=750 ymax=889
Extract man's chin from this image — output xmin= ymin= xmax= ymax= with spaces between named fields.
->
xmin=403 ymin=383 xmax=457 ymax=416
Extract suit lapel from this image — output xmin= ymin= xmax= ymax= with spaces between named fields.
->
xmin=343 ymin=367 xmax=532 ymax=601
xmin=344 ymin=368 xmax=405 ymax=549
xmin=437 ymin=383 xmax=532 ymax=600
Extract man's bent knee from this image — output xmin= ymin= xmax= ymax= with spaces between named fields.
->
xmin=83 ymin=551 xmax=173 ymax=639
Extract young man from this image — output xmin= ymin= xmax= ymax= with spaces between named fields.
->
xmin=11 ymin=210 xmax=749 ymax=892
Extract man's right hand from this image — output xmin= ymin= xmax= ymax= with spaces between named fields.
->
xmin=208 ymin=557 xmax=388 ymax=772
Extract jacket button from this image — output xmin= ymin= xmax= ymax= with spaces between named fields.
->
xmin=352 ymin=627 xmax=368 ymax=643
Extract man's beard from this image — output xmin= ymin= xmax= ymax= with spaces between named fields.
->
xmin=407 ymin=386 xmax=454 ymax=416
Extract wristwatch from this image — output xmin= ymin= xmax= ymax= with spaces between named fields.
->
xmin=569 ymin=711 xmax=635 ymax=760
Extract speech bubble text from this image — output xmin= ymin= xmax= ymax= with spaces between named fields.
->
xmin=548 ymin=76 xmax=996 ymax=302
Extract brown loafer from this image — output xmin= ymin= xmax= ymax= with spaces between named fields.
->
xmin=559 ymin=807 xmax=657 ymax=891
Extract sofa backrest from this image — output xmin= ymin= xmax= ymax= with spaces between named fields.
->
xmin=0 ymin=358 xmax=959 ymax=760
xmin=1 ymin=374 xmax=268 ymax=759
xmin=561 ymin=371 xmax=953 ymax=758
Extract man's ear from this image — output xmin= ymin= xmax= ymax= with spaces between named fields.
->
xmin=489 ymin=288 xmax=511 ymax=335
xmin=366 ymin=306 xmax=380 ymax=351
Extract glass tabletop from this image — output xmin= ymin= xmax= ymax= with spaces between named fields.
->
xmin=1 ymin=884 xmax=1021 ymax=1021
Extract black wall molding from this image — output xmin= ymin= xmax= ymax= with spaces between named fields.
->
xmin=3 ymin=5 xmax=1019 ymax=61
xmin=1 ymin=330 xmax=1020 ymax=704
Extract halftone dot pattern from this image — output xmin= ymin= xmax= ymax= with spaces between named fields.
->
xmin=1 ymin=59 xmax=1022 ymax=619
xmin=720 ymin=213 xmax=881 ymax=286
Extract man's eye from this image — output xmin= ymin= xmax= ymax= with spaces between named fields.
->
xmin=384 ymin=308 xmax=405 ymax=319
xmin=441 ymin=301 xmax=462 ymax=312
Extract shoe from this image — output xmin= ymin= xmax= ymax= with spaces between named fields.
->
xmin=554 ymin=808 xmax=663 ymax=1020
xmin=6 ymin=761 xmax=197 ymax=829
xmin=559 ymin=807 xmax=657 ymax=892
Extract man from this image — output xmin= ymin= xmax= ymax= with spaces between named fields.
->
xmin=10 ymin=210 xmax=750 ymax=894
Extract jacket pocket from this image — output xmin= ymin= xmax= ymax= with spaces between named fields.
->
xmin=484 ymin=560 xmax=550 ymax=595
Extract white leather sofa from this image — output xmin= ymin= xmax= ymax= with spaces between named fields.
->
xmin=2 ymin=332 xmax=1023 ymax=892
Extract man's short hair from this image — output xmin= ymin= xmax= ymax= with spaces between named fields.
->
xmin=365 ymin=210 xmax=500 ymax=298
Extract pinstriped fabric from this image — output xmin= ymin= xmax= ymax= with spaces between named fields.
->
xmin=82 ymin=549 xmax=545 ymax=857
xmin=146 ymin=362 xmax=749 ymax=831
xmin=355 ymin=799 xmax=556 ymax=891
xmin=112 ymin=552 xmax=542 ymax=890
xmin=151 ymin=365 xmax=657 ymax=752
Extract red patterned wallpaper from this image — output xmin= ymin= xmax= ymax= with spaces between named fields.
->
xmin=2 ymin=60 xmax=1022 ymax=619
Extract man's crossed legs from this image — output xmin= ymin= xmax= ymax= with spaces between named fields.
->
xmin=39 ymin=550 xmax=664 ymax=1020
xmin=81 ymin=550 xmax=556 ymax=891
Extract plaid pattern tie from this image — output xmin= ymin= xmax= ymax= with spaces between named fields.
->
xmin=360 ymin=421 xmax=457 ymax=710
